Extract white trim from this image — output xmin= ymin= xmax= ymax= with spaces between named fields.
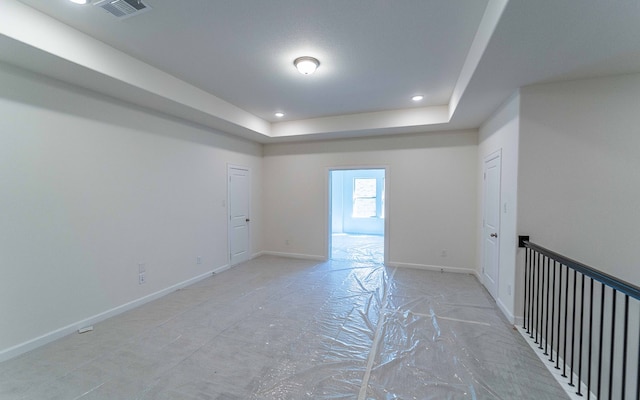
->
xmin=325 ymin=168 xmax=331 ymax=262
xmin=484 ymin=148 xmax=502 ymax=163
xmin=211 ymin=263 xmax=232 ymax=275
xmin=390 ymin=261 xmax=475 ymax=275
xmin=259 ymin=251 xmax=326 ymax=261
xmin=0 ymin=268 xmax=220 ymax=363
xmin=515 ymin=326 xmax=594 ymax=400
xmin=472 ymin=269 xmax=482 ymax=282
xmin=481 ymin=149 xmax=502 ymax=300
xmin=227 ymin=164 xmax=251 ymax=267
xmin=251 ymin=251 xmax=265 ymax=259
xmin=496 ymin=297 xmax=515 ymax=324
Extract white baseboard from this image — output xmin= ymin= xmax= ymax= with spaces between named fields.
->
xmin=469 ymin=269 xmax=482 ymax=282
xmin=514 ymin=315 xmax=524 ymax=326
xmin=516 ymin=326 xmax=593 ymax=400
xmin=259 ymin=251 xmax=326 ymax=261
xmin=389 ymin=261 xmax=475 ymax=275
xmin=0 ymin=268 xmax=221 ymax=363
xmin=212 ymin=262 xmax=232 ymax=275
xmin=496 ymin=298 xmax=515 ymax=324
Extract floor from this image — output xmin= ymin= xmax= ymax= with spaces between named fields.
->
xmin=0 ymin=256 xmax=567 ymax=399
xmin=331 ymin=233 xmax=384 ymax=263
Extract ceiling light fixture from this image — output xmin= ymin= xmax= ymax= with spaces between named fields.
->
xmin=412 ymin=95 xmax=424 ymax=102
xmin=69 ymin=0 xmax=88 ymax=4
xmin=294 ymin=56 xmax=320 ymax=75
xmin=275 ymin=112 xmax=285 ymax=118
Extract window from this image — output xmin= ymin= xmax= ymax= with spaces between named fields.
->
xmin=352 ymin=178 xmax=377 ymax=218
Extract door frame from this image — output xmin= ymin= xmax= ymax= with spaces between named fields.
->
xmin=481 ymin=150 xmax=502 ymax=299
xmin=228 ymin=164 xmax=251 ymax=266
xmin=326 ymin=166 xmax=390 ymax=264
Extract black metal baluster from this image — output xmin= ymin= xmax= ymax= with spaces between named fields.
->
xmin=621 ymin=295 xmax=629 ymax=400
xmin=587 ymin=278 xmax=594 ymax=398
xmin=608 ymin=289 xmax=617 ymax=400
xmin=529 ymin=247 xmax=535 ymax=336
xmin=519 ymin=241 xmax=640 ymax=399
xmin=531 ymin=252 xmax=540 ymax=344
xmin=597 ymin=283 xmax=605 ymax=399
xmin=524 ymin=247 xmax=529 ymax=331
xmin=536 ymin=252 xmax=544 ymax=349
xmin=540 ymin=254 xmax=547 ymax=350
xmin=562 ymin=264 xmax=570 ymax=378
xmin=576 ymin=273 xmax=585 ymax=396
xmin=556 ymin=262 xmax=564 ymax=370
xmin=550 ymin=260 xmax=557 ymax=363
xmin=569 ymin=269 xmax=578 ymax=387
xmin=545 ymin=256 xmax=551 ymax=355
xmin=531 ymin=250 xmax=536 ymax=338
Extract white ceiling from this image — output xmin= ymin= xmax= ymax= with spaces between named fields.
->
xmin=2 ymin=0 xmax=640 ymax=143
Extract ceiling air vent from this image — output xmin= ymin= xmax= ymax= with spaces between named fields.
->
xmin=95 ymin=0 xmax=151 ymax=19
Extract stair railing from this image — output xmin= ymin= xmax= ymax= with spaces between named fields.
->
xmin=520 ymin=237 xmax=639 ymax=399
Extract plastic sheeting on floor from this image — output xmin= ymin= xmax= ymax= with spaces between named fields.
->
xmin=331 ymin=233 xmax=384 ymax=264
xmin=0 ymin=256 xmax=567 ymax=399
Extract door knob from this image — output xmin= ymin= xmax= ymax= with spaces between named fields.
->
xmin=246 ymin=218 xmax=250 ymax=222
xmin=490 ymin=233 xmax=498 ymax=238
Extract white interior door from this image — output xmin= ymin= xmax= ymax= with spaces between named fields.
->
xmin=228 ymin=166 xmax=250 ymax=266
xmin=482 ymin=152 xmax=501 ymax=299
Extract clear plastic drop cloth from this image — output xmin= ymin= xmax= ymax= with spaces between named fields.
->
xmin=0 ymin=256 xmax=567 ymax=400
xmin=331 ymin=234 xmax=384 ymax=264
xmin=243 ymin=261 xmax=566 ymax=400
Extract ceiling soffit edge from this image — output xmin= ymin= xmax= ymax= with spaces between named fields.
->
xmin=1 ymin=0 xmax=503 ymax=142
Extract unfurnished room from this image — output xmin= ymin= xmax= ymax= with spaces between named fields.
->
xmin=1 ymin=1 xmax=639 ymax=399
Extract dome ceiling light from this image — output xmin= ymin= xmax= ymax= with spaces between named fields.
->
xmin=294 ymin=56 xmax=320 ymax=75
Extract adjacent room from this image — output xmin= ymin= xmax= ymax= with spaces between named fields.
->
xmin=1 ymin=0 xmax=639 ymax=399
xmin=330 ymin=168 xmax=386 ymax=264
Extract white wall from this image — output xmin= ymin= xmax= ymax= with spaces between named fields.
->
xmin=479 ymin=73 xmax=640 ymax=323
xmin=516 ymin=73 xmax=640 ymax=397
xmin=518 ymin=73 xmax=640 ymax=287
xmin=478 ymin=93 xmax=520 ymax=321
xmin=0 ymin=63 xmax=263 ymax=360
xmin=263 ymin=131 xmax=478 ymax=271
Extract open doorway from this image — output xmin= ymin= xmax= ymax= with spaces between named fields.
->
xmin=329 ymin=168 xmax=386 ymax=264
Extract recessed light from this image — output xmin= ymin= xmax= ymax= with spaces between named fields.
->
xmin=275 ymin=112 xmax=285 ymax=118
xmin=294 ymin=56 xmax=320 ymax=75
xmin=412 ymin=95 xmax=424 ymax=102
xmin=69 ymin=0 xmax=88 ymax=4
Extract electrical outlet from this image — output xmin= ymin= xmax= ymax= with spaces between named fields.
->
xmin=139 ymin=272 xmax=146 ymax=285
xmin=138 ymin=263 xmax=146 ymax=274
xmin=285 ymin=239 xmax=290 ymax=246
xmin=196 ymin=256 xmax=202 ymax=265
